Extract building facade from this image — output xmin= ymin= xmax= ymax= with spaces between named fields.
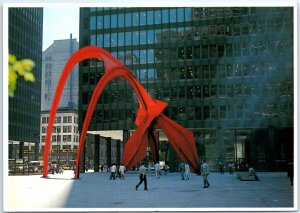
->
xmin=40 ymin=37 xmax=79 ymax=162
xmin=40 ymin=110 xmax=79 ymax=162
xmin=41 ymin=36 xmax=79 ymax=111
xmin=8 ymin=8 xmax=43 ymax=161
xmin=79 ymin=7 xmax=293 ymax=171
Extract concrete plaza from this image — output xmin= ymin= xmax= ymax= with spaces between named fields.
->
xmin=5 ymin=170 xmax=295 ymax=211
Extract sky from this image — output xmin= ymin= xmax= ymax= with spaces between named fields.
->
xmin=42 ymin=7 xmax=79 ymax=51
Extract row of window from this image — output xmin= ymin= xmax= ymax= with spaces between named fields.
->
xmin=82 ymin=82 xmax=293 ymax=105
xmin=89 ymin=8 xmax=291 ymax=31
xmin=41 ymin=126 xmax=79 ymax=134
xmin=86 ymin=41 xmax=292 ymax=67
xmin=90 ymin=23 xmax=292 ymax=48
xmin=90 ymin=8 xmax=192 ymax=29
xmin=41 ymin=135 xmax=79 ymax=143
xmin=41 ymin=145 xmax=78 ymax=150
xmin=41 ymin=116 xmax=78 ymax=124
xmin=83 ymin=101 xmax=292 ymax=123
xmin=89 ymin=7 xmax=290 ymax=17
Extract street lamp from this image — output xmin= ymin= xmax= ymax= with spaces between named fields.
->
xmin=57 ymin=127 xmax=60 ymax=164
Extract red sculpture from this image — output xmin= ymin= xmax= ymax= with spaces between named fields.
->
xmin=42 ymin=46 xmax=200 ymax=178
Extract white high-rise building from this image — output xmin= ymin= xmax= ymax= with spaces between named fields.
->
xmin=40 ymin=35 xmax=79 ymax=161
xmin=41 ymin=35 xmax=79 ymax=111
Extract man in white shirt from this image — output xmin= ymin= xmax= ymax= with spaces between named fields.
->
xmin=119 ymin=163 xmax=126 ymax=180
xmin=109 ymin=164 xmax=117 ymax=180
xmin=155 ymin=162 xmax=160 ymax=179
xmin=135 ymin=163 xmax=148 ymax=190
xmin=201 ymin=160 xmax=210 ymax=188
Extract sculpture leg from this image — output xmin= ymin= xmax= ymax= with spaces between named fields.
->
xmin=155 ymin=115 xmax=200 ymax=174
xmin=148 ymin=129 xmax=159 ymax=163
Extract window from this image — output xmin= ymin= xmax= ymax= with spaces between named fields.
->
xmin=133 ymin=12 xmax=139 ymax=26
xmin=203 ymin=85 xmax=209 ymax=98
xmin=125 ymin=32 xmax=132 ymax=46
xmin=118 ymin=32 xmax=124 ymax=46
xmin=147 ymin=30 xmax=154 ymax=44
xmin=226 ymin=44 xmax=233 ymax=57
xmin=125 ymin=13 xmax=132 ymax=27
xmin=63 ymin=116 xmax=68 ymax=123
xmin=68 ymin=116 xmax=72 ymax=123
xmin=162 ymin=9 xmax=169 ymax=24
xmin=236 ymin=105 xmax=243 ymax=118
xmin=185 ymin=8 xmax=192 ymax=21
xmin=118 ymin=13 xmax=124 ymax=27
xmin=140 ymin=30 xmax=146 ymax=45
xmin=140 ymin=11 xmax=146 ymax=25
xmin=104 ymin=15 xmax=110 ymax=29
xmin=90 ymin=16 xmax=96 ymax=30
xmin=211 ymin=106 xmax=218 ymax=120
xmin=97 ymin=16 xmax=103 ymax=29
xmin=104 ymin=34 xmax=110 ymax=47
xmin=203 ymin=106 xmax=210 ymax=120
xmin=220 ymin=105 xmax=227 ymax=119
xmin=177 ymin=8 xmax=184 ymax=22
xmin=90 ymin=35 xmax=96 ymax=45
xmin=195 ymin=86 xmax=201 ymax=98
xmin=155 ymin=10 xmax=161 ymax=24
xmin=170 ymin=9 xmax=176 ymax=22
xmin=202 ymin=45 xmax=208 ymax=59
xmin=187 ymin=86 xmax=194 ymax=99
xmin=133 ymin=31 xmax=139 ymax=45
xmin=210 ymin=45 xmax=217 ymax=58
xmin=147 ymin=11 xmax=154 ymax=25
xmin=194 ymin=46 xmax=200 ymax=58
xmin=42 ymin=117 xmax=47 ymax=124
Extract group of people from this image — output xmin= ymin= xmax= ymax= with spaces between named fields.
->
xmin=179 ymin=162 xmax=191 ymax=180
xmin=179 ymin=160 xmax=210 ymax=188
xmin=109 ymin=163 xmax=126 ymax=180
xmin=154 ymin=162 xmax=169 ymax=179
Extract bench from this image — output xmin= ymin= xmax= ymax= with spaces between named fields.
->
xmin=237 ymin=172 xmax=259 ymax=181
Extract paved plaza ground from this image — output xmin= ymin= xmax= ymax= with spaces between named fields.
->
xmin=5 ymin=170 xmax=295 ymax=211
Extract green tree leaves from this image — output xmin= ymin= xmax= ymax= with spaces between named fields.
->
xmin=9 ymin=54 xmax=35 ymax=97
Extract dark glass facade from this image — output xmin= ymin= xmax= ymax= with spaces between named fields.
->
xmin=79 ymin=7 xmax=293 ymax=171
xmin=9 ymin=8 xmax=43 ymax=159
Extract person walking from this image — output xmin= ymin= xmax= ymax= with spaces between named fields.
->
xmin=201 ymin=160 xmax=210 ymax=188
xmin=287 ymin=162 xmax=294 ymax=186
xmin=119 ymin=163 xmax=126 ymax=180
xmin=155 ymin=162 xmax=160 ymax=179
xmin=184 ymin=162 xmax=190 ymax=180
xmin=135 ymin=163 xmax=148 ymax=190
xmin=219 ymin=161 xmax=224 ymax=175
xmin=179 ymin=162 xmax=185 ymax=180
xmin=109 ymin=164 xmax=117 ymax=180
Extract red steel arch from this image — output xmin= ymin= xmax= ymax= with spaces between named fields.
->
xmin=42 ymin=46 xmax=200 ymax=178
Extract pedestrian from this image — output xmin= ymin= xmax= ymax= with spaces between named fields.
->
xmin=109 ymin=163 xmax=117 ymax=180
xmin=219 ymin=161 xmax=224 ymax=175
xmin=248 ymin=167 xmax=259 ymax=181
xmin=135 ymin=163 xmax=148 ymax=190
xmin=184 ymin=162 xmax=190 ymax=180
xmin=179 ymin=162 xmax=185 ymax=180
xmin=119 ymin=163 xmax=126 ymax=180
xmin=228 ymin=163 xmax=233 ymax=175
xmin=201 ymin=160 xmax=210 ymax=188
xmin=155 ymin=162 xmax=160 ymax=179
xmin=163 ymin=164 xmax=169 ymax=175
xmin=287 ymin=162 xmax=293 ymax=186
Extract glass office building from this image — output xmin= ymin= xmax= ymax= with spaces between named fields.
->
xmin=79 ymin=7 xmax=293 ymax=171
xmin=8 ymin=8 xmax=43 ymax=160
